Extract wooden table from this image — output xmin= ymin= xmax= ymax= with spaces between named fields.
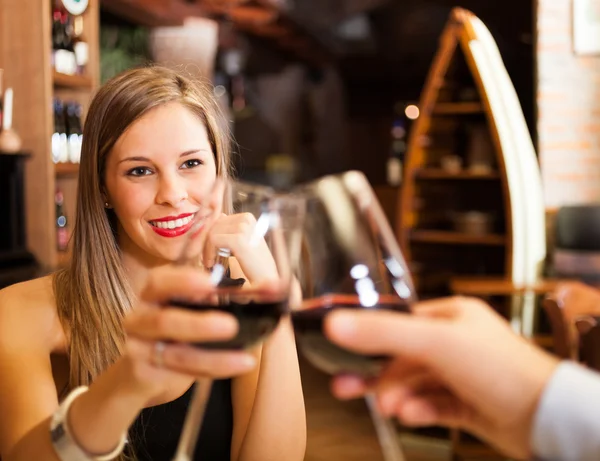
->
xmin=450 ymin=276 xmax=576 ymax=339
xmin=449 ymin=276 xmax=575 ymax=296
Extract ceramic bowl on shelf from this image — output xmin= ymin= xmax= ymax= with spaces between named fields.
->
xmin=452 ymin=211 xmax=495 ymax=235
xmin=440 ymin=154 xmax=463 ymax=173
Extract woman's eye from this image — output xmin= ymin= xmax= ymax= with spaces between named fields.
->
xmin=181 ymin=159 xmax=203 ymax=169
xmin=127 ymin=167 xmax=152 ymax=177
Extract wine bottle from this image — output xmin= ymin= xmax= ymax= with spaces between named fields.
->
xmin=66 ymin=101 xmax=82 ymax=163
xmin=72 ymin=16 xmax=88 ymax=75
xmin=51 ymin=99 xmax=61 ymax=163
xmin=55 ymin=189 xmax=69 ymax=252
xmin=386 ymin=117 xmax=406 ymax=187
xmin=53 ymin=99 xmax=69 ymax=163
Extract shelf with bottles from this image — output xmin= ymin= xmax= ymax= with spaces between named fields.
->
xmin=0 ymin=0 xmax=98 ymax=272
xmin=51 ymin=1 xmax=91 ymax=81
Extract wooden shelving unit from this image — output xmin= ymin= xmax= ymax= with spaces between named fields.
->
xmin=52 ymin=5 xmax=99 ymax=270
xmin=397 ymin=17 xmax=511 ymax=299
xmin=397 ymin=7 xmax=545 ymax=300
xmin=396 ymin=8 xmax=547 ymax=460
xmin=0 ymin=0 xmax=99 ymax=272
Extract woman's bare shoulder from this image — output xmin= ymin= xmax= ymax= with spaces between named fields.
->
xmin=0 ymin=275 xmax=64 ymax=351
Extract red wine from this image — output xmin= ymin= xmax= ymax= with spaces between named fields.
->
xmin=292 ymin=294 xmax=410 ymax=376
xmin=171 ymin=296 xmax=288 ymax=350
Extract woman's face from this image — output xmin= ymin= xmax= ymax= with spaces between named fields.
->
xmin=104 ymin=102 xmax=218 ymax=263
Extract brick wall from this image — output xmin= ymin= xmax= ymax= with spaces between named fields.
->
xmin=537 ymin=0 xmax=600 ymax=210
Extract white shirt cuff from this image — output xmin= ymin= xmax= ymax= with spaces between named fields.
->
xmin=532 ymin=361 xmax=600 ymax=461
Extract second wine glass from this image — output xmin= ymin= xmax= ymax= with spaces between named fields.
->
xmin=292 ymin=170 xmax=416 ymax=461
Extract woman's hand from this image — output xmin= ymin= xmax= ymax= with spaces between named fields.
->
xmin=203 ymin=212 xmax=278 ymax=284
xmin=325 ymin=297 xmax=560 ymax=460
xmin=122 ymin=266 xmax=257 ymax=402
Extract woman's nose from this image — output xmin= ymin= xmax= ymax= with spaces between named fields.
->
xmin=155 ymin=172 xmax=188 ymax=207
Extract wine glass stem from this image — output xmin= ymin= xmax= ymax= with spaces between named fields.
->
xmin=365 ymin=392 xmax=407 ymax=461
xmin=172 ymin=378 xmax=214 ymax=461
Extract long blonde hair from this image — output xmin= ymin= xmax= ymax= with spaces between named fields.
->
xmin=53 ymin=66 xmax=232 ymax=391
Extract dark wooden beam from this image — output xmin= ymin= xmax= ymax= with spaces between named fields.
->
xmin=198 ymin=0 xmax=251 ymax=14
xmin=286 ymin=0 xmax=391 ymax=28
xmin=102 ymin=0 xmax=209 ymax=27
xmin=228 ymin=5 xmax=278 ymax=27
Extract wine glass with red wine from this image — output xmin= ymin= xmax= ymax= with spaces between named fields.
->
xmin=171 ymin=178 xmax=305 ymax=461
xmin=293 ymin=170 xmax=416 ymax=461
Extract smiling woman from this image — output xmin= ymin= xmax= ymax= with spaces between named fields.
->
xmin=0 ymin=66 xmax=306 ymax=461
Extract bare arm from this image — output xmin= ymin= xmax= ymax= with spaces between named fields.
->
xmin=230 ymin=269 xmax=306 ymax=461
xmin=0 ymin=268 xmax=257 ymax=461
xmin=0 ymin=279 xmax=148 ymax=460
xmin=233 ymin=317 xmax=306 ymax=461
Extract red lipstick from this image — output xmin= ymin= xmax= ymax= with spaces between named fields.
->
xmin=149 ymin=213 xmax=196 ymax=238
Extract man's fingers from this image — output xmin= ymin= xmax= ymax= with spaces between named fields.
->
xmin=324 ymin=308 xmax=450 ymax=361
xmin=395 ymin=391 xmax=468 ymax=428
xmin=376 ymin=369 xmax=444 ymax=415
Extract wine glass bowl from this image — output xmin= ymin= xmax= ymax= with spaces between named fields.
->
xmin=292 ymin=170 xmax=417 ymax=377
xmin=170 ymin=179 xmax=305 ymax=351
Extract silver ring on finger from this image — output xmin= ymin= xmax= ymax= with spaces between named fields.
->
xmin=152 ymin=341 xmax=166 ymax=368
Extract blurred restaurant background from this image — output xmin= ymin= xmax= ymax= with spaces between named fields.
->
xmin=2 ymin=0 xmax=600 ymax=459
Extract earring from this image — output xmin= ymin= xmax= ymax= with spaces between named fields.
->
xmin=104 ymin=202 xmax=111 ymax=208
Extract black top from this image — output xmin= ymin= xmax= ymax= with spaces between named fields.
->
xmin=129 ymin=380 xmax=234 ymax=461
xmin=128 ymin=272 xmax=245 ymax=460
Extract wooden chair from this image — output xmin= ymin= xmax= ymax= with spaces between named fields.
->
xmin=542 ymin=281 xmax=600 ymax=360
xmin=575 ymin=316 xmax=600 ymax=371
